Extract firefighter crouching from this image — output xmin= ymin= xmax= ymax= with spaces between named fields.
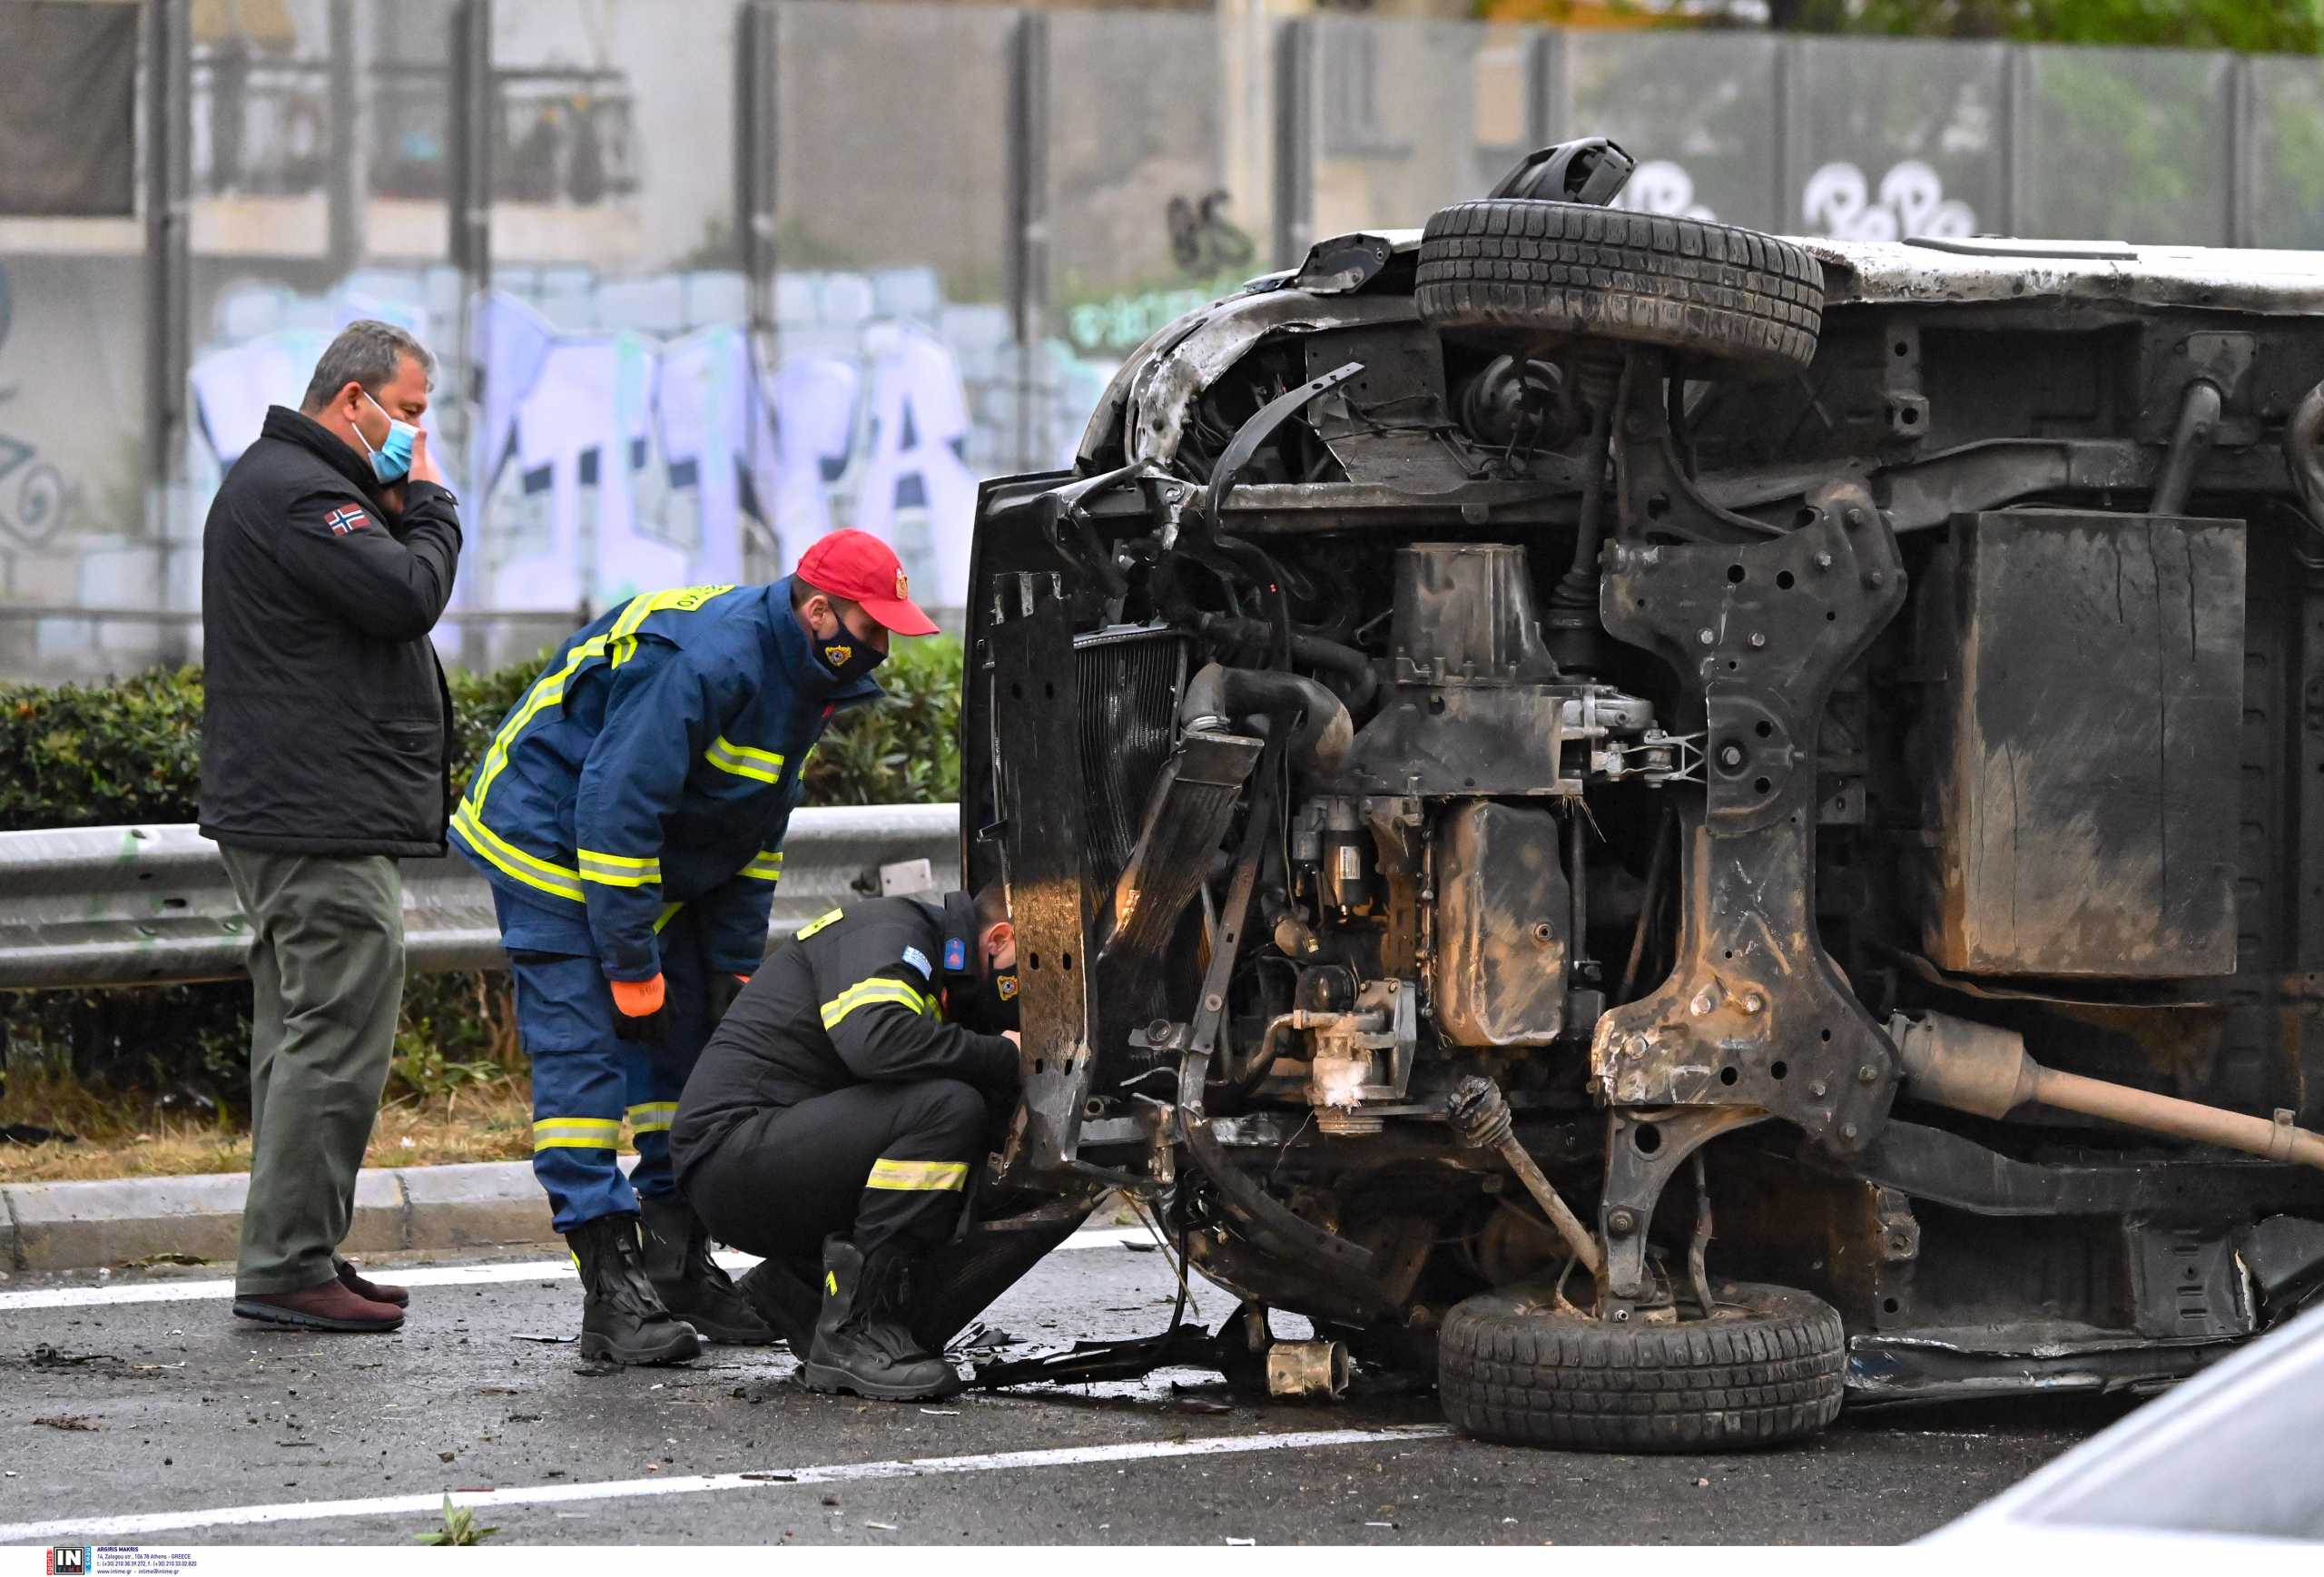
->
xmin=450 ymin=529 xmax=939 ymax=1364
xmin=671 ymin=887 xmax=1021 ymax=1400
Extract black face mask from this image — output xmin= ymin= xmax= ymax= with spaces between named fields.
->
xmin=808 ymin=617 xmax=887 ymax=685
xmin=950 ymin=968 xmax=1019 ymax=1035
xmin=940 ymin=891 xmax=1019 ymax=1034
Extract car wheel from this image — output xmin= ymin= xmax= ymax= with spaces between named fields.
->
xmin=1414 ymin=200 xmax=1825 ymax=379
xmin=1437 ymin=1278 xmax=1846 ymax=1452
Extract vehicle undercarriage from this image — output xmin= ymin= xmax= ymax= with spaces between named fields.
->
xmin=943 ymin=141 xmax=2324 ymax=1448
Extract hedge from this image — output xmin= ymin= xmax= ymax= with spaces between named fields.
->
xmin=0 ymin=636 xmax=961 ymax=1108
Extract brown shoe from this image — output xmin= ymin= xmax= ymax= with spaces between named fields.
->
xmin=337 ymin=1259 xmax=409 ymax=1308
xmin=234 ymin=1277 xmax=404 ymax=1333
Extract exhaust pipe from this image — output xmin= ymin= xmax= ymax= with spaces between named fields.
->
xmin=1890 ymin=1010 xmax=2324 ymax=1171
xmin=1265 ymin=1339 xmax=1352 ymax=1401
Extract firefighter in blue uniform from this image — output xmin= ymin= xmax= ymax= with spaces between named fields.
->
xmin=453 ymin=528 xmax=939 ymax=1365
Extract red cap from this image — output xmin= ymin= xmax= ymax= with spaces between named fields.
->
xmin=794 ymin=529 xmax=939 ymax=636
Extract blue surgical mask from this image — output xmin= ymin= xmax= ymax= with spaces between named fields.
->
xmin=356 ymin=389 xmax=418 ymax=484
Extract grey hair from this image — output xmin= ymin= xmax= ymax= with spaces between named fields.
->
xmin=300 ymin=320 xmax=436 ymax=412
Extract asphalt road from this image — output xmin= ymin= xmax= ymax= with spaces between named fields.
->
xmin=0 ymin=1230 xmax=2132 ymax=1546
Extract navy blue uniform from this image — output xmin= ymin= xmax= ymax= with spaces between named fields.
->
xmin=453 ymin=577 xmax=876 ymax=1229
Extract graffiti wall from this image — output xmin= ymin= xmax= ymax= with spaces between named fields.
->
xmin=182 ymin=266 xmax=1118 ymax=655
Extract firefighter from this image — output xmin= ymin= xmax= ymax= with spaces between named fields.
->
xmin=670 ymin=886 xmax=1021 ymax=1401
xmin=451 ymin=529 xmax=938 ymax=1365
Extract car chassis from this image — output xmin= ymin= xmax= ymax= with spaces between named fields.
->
xmin=929 ymin=142 xmax=2324 ymax=1448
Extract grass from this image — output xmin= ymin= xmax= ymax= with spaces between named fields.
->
xmin=0 ymin=1065 xmax=536 ymax=1184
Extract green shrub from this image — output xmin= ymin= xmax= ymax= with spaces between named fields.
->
xmin=0 ymin=637 xmax=961 ymax=1106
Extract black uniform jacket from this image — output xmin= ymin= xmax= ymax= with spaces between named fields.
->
xmin=672 ymin=898 xmax=1021 ymax=1179
xmin=198 ymin=405 xmax=463 ymax=857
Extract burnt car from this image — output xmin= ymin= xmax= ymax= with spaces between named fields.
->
xmin=944 ymin=140 xmax=2324 ymax=1450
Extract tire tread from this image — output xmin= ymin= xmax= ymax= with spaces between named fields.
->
xmin=1437 ymin=1280 xmax=1846 ymax=1453
xmin=1415 ymin=199 xmax=1825 ymax=378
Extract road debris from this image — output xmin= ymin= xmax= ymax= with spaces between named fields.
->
xmin=865 ymin=1522 xmax=898 ymax=1532
xmin=33 ymin=1415 xmax=101 ymax=1431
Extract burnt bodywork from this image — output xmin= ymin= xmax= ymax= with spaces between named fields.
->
xmin=960 ymin=224 xmax=2324 ymax=1404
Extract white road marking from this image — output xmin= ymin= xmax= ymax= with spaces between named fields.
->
xmin=0 ymin=1226 xmax=1153 ymax=1313
xmin=0 ymin=1425 xmax=1452 ymax=1542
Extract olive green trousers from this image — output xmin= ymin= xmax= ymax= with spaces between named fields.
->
xmin=220 ymin=847 xmax=405 ymax=1296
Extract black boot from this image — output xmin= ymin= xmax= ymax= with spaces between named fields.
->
xmin=734 ymin=1255 xmax=822 ymax=1355
xmin=800 ymin=1236 xmax=963 ymax=1401
xmin=566 ymin=1213 xmax=702 ymax=1365
xmin=638 ymin=1194 xmax=775 ymax=1345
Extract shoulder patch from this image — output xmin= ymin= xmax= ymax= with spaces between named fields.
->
xmin=943 ymin=937 xmax=967 ymax=972
xmin=901 ymin=945 xmax=932 ymax=979
xmin=324 ymin=505 xmax=370 ymax=536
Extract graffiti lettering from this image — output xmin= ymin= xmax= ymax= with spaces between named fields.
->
xmin=188 ymin=268 xmax=1115 ymax=622
xmin=1802 ymin=161 xmax=1976 ymax=241
xmin=1067 ymin=280 xmax=1236 ymax=360
xmin=0 ymin=264 xmax=75 ymax=552
xmin=1166 ymin=190 xmax=1256 ymax=276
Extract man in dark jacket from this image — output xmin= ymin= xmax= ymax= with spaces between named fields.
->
xmin=199 ymin=319 xmax=461 ymax=1334
xmin=672 ymin=887 xmax=1021 ymax=1400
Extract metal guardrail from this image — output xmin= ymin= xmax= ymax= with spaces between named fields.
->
xmin=0 ymin=805 xmax=960 ymax=991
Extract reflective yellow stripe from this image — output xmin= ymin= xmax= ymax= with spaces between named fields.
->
xmin=452 ymin=803 xmax=585 ymax=903
xmin=825 ymin=1270 xmax=838 ymax=1296
xmin=865 ymin=1158 xmax=969 ymax=1192
xmin=470 ymin=635 xmax=611 ymax=813
xmin=576 ymin=848 xmax=658 ymax=869
xmin=739 ymin=848 xmax=784 ymax=882
xmin=533 ymin=1117 xmax=620 ymax=1151
xmin=608 ymin=584 xmax=736 ymax=668
xmin=576 ymin=847 xmax=664 ymax=888
xmin=471 ymin=584 xmax=735 ymax=815
xmin=704 ymin=734 xmax=786 ymax=784
xmin=819 ymin=977 xmax=931 ymax=1030
xmin=653 ymin=902 xmax=684 ymax=934
xmin=796 ymin=907 xmax=842 ymax=941
xmin=625 ymin=1102 xmax=678 ymax=1135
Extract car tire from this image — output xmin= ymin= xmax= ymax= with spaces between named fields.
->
xmin=1437 ymin=1278 xmax=1847 ymax=1452
xmin=1414 ymin=200 xmax=1825 ymax=379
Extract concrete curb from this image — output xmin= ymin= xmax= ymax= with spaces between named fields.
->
xmin=1 ymin=1159 xmax=577 ymax=1274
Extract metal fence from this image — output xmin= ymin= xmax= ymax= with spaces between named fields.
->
xmin=3 ymin=0 xmax=2321 ymax=683
xmin=0 ymin=803 xmax=958 ymax=991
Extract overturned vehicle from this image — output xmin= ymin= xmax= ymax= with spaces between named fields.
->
xmin=950 ymin=142 xmax=2324 ymax=1449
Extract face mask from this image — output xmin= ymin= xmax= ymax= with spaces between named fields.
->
xmin=940 ymin=892 xmax=1019 ymax=1033
xmin=808 ymin=611 xmax=888 ymax=684
xmin=951 ymin=966 xmax=1020 ymax=1035
xmin=354 ymin=389 xmax=419 ymax=484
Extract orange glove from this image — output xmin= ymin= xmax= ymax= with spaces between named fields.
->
xmin=611 ymin=973 xmax=668 ymax=1041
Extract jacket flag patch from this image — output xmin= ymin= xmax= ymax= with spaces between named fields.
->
xmin=325 ymin=506 xmax=370 ymax=535
xmin=901 ymin=945 xmax=932 ymax=979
